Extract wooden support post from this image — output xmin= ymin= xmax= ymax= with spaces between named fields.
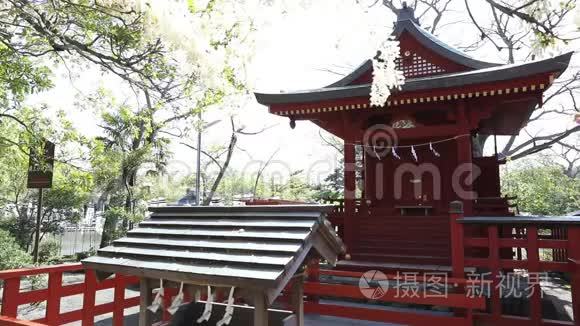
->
xmin=291 ymin=276 xmax=305 ymax=326
xmin=455 ymin=117 xmax=473 ymax=215
xmin=527 ymin=226 xmax=542 ymax=324
xmin=82 ymin=270 xmax=97 ymax=326
xmin=139 ymin=278 xmax=152 ymax=326
xmin=343 ymin=134 xmax=356 ymax=253
xmin=46 ymin=272 xmax=63 ymax=324
xmin=488 ymin=225 xmax=502 ymax=321
xmin=306 ymin=259 xmax=320 ymax=304
xmin=567 ymin=226 xmax=580 ymax=326
xmin=253 ymin=292 xmax=268 ymax=326
xmin=113 ymin=274 xmax=126 ymax=326
xmin=449 ymin=201 xmax=465 ymax=279
xmin=1 ymin=277 xmax=20 ymax=317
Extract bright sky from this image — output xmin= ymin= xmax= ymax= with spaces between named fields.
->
xmin=26 ymin=0 xmax=580 ymax=187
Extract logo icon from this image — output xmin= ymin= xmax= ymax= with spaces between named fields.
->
xmin=359 ymin=270 xmax=389 ymax=299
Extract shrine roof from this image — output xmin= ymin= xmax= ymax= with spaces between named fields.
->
xmin=254 ymin=52 xmax=573 ymax=106
xmin=327 ymin=16 xmax=499 ymax=88
xmin=82 ymin=205 xmax=344 ymax=304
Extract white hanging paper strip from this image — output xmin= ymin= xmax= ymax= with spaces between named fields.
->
xmin=411 ymin=146 xmax=418 ymax=162
xmin=168 ymin=282 xmax=184 ymax=315
xmin=430 ymin=142 xmax=440 ymax=157
xmin=148 ymin=279 xmax=164 ymax=313
xmin=373 ymin=146 xmax=381 ymax=160
xmin=216 ymin=287 xmax=236 ymax=326
xmin=392 ymin=147 xmax=401 ymax=160
xmin=197 ymin=286 xmax=214 ymax=323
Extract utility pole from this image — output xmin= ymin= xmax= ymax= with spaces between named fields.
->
xmin=33 ymin=188 xmax=43 ymax=263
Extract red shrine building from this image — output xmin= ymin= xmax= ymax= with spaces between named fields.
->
xmin=255 ymin=4 xmax=573 ymax=268
xmin=3 ymin=4 xmax=580 ymax=326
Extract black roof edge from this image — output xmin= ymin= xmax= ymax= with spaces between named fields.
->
xmin=148 ymin=205 xmax=335 ymax=214
xmin=253 ymin=52 xmax=573 ymax=106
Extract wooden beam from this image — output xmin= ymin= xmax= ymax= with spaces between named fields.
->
xmin=253 ymin=292 xmax=269 ymax=326
xmin=291 ymin=276 xmax=305 ymax=326
xmin=139 ymin=278 xmax=152 ymax=326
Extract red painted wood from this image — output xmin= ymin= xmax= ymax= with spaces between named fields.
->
xmin=113 ymin=274 xmax=126 ymax=326
xmin=488 ymin=225 xmax=502 ymax=321
xmin=1 ymin=278 xmax=21 ymax=317
xmin=343 ymin=130 xmax=356 ymax=252
xmin=45 ymin=272 xmax=62 ymax=324
xmin=450 ymin=206 xmax=465 ymax=279
xmin=162 ymin=281 xmax=171 ymax=322
xmin=307 ymin=259 xmax=320 ymax=304
xmin=304 ymin=282 xmax=485 ymax=309
xmin=567 ymin=226 xmax=580 ymax=326
xmin=527 ymin=226 xmax=542 ymax=324
xmin=82 ymin=270 xmax=97 ymax=326
xmin=0 ymin=263 xmax=82 ymax=279
xmin=0 ymin=316 xmax=46 ymax=326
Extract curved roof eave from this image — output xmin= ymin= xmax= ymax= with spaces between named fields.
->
xmin=395 ymin=20 xmax=500 ymax=70
xmin=254 ymin=52 xmax=573 ymax=106
xmin=325 ymin=20 xmax=500 ymax=89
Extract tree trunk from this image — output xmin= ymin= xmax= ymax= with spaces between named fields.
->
xmin=203 ymin=133 xmax=237 ymax=205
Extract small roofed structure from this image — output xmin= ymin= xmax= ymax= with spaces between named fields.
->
xmin=82 ymin=205 xmax=345 ymax=326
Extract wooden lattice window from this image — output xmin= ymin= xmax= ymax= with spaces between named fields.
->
xmin=396 ymin=51 xmax=446 ymax=78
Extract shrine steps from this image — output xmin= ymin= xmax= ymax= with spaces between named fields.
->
xmin=347 ymin=253 xmax=450 ymax=266
xmin=335 ymin=259 xmax=476 ymax=274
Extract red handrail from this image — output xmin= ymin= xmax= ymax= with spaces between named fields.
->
xmin=0 ymin=263 xmax=140 ymax=326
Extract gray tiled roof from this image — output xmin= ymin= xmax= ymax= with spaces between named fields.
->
xmin=254 ymin=52 xmax=572 ymax=105
xmin=82 ymin=205 xmax=344 ymax=301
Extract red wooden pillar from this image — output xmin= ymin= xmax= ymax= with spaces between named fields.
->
xmin=527 ymin=226 xmax=542 ymax=324
xmin=343 ymin=134 xmax=356 ymax=254
xmin=449 ymin=201 xmax=465 ymax=279
xmin=82 ymin=270 xmax=97 ymax=326
xmin=1 ymin=277 xmax=21 ymax=317
xmin=568 ymin=226 xmax=580 ymax=325
xmin=46 ymin=272 xmax=63 ymax=324
xmin=488 ymin=225 xmax=502 ymax=321
xmin=456 ymin=132 xmax=474 ymax=216
xmin=307 ymin=258 xmax=320 ymax=304
xmin=113 ymin=274 xmax=126 ymax=326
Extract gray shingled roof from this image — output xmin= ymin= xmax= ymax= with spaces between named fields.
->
xmin=82 ymin=205 xmax=344 ymax=302
xmin=254 ymin=52 xmax=573 ymax=106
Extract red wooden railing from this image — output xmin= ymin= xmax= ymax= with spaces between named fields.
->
xmin=450 ymin=202 xmax=580 ymax=326
xmin=2 ymin=201 xmax=580 ymax=326
xmin=0 ymin=263 xmax=140 ymax=326
xmin=302 ymin=268 xmax=486 ymax=326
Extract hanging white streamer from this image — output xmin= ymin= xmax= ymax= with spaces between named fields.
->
xmin=373 ymin=146 xmax=381 ymax=160
xmin=148 ymin=279 xmax=164 ymax=313
xmin=216 ymin=287 xmax=236 ymax=326
xmin=411 ymin=146 xmax=418 ymax=162
xmin=197 ymin=286 xmax=214 ymax=323
xmin=168 ymin=282 xmax=184 ymax=315
xmin=430 ymin=142 xmax=440 ymax=157
xmin=392 ymin=147 xmax=401 ymax=160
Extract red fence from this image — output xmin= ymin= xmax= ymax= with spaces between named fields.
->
xmin=0 ymin=263 xmax=139 ymax=326
xmin=451 ymin=205 xmax=580 ymax=326
xmin=2 ymin=202 xmax=580 ymax=326
xmin=303 ymin=268 xmax=486 ymax=326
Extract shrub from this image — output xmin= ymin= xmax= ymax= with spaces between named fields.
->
xmin=0 ymin=229 xmax=32 ymax=271
xmin=38 ymin=239 xmax=61 ymax=264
